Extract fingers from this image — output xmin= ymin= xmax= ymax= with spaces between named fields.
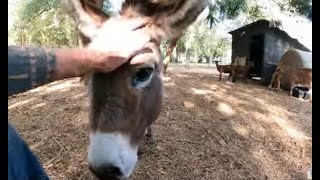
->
xmin=85 ymin=17 xmax=156 ymax=71
xmin=130 ymin=52 xmax=157 ymax=66
xmin=130 ymin=42 xmax=161 ymax=65
xmin=117 ymin=30 xmax=151 ymax=59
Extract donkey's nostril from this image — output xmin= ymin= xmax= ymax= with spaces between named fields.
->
xmin=89 ymin=164 xmax=123 ymax=179
xmin=105 ymin=165 xmax=122 ymax=176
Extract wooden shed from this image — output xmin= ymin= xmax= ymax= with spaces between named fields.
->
xmin=228 ymin=19 xmax=311 ymax=85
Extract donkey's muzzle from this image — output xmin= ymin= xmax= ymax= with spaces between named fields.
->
xmin=89 ymin=164 xmax=123 ymax=180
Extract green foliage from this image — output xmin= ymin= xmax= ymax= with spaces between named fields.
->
xmin=177 ymin=22 xmax=229 ymax=60
xmin=247 ymin=4 xmax=266 ymax=22
xmin=9 ymin=0 xmax=311 ymax=48
xmin=175 ymin=32 xmax=189 ymax=54
xmin=9 ymin=0 xmax=77 ymax=47
xmin=102 ymin=0 xmax=113 ymax=14
xmin=9 ymin=0 xmax=112 ymax=47
xmin=276 ymin=0 xmax=312 ymax=20
xmin=205 ymin=0 xmax=248 ymax=28
xmin=205 ymin=0 xmax=312 ymax=29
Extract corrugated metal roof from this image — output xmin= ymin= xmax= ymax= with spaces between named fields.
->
xmin=228 ymin=19 xmax=311 ymax=52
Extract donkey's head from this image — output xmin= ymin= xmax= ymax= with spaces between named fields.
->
xmin=64 ymin=0 xmax=208 ymax=179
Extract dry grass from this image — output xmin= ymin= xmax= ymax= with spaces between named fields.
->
xmin=8 ymin=65 xmax=312 ymax=180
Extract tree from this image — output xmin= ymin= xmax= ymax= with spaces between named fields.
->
xmin=187 ymin=22 xmax=229 ymax=63
xmin=273 ymin=0 xmax=312 ymax=20
xmin=205 ymin=0 xmax=312 ymax=28
xmin=9 ymin=0 xmax=311 ymax=60
xmin=205 ymin=0 xmax=248 ymax=28
xmin=8 ymin=0 xmax=112 ymax=47
xmin=9 ymin=0 xmax=77 ymax=47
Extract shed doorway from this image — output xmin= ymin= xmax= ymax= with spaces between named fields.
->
xmin=249 ymin=34 xmax=265 ymax=79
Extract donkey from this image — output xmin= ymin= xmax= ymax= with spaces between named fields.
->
xmin=63 ymin=0 xmax=208 ymax=179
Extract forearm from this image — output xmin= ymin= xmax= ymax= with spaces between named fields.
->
xmin=8 ymin=46 xmax=92 ymax=96
xmin=51 ymin=48 xmax=92 ymax=80
xmin=8 ymin=46 xmax=55 ymax=96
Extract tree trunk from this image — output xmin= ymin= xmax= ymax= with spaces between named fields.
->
xmin=185 ymin=49 xmax=191 ymax=69
xmin=176 ymin=51 xmax=180 ymax=63
xmin=163 ymin=35 xmax=181 ymax=74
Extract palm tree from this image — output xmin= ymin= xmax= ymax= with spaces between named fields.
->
xmin=205 ymin=0 xmax=248 ymax=29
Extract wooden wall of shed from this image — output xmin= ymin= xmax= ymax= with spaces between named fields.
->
xmin=230 ymin=20 xmax=310 ymax=86
xmin=260 ymin=30 xmax=290 ymax=85
xmin=231 ymin=23 xmax=268 ymax=64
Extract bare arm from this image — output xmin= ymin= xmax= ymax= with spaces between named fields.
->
xmin=52 ymin=48 xmax=131 ymax=80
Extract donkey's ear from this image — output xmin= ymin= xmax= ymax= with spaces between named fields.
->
xmin=120 ymin=0 xmax=208 ymax=41
xmin=62 ymin=0 xmax=110 ymax=39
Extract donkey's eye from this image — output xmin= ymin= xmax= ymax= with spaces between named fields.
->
xmin=132 ymin=68 xmax=154 ymax=87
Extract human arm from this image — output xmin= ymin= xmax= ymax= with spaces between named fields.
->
xmin=8 ymin=44 xmax=146 ymax=96
xmin=8 ymin=18 xmax=150 ymax=96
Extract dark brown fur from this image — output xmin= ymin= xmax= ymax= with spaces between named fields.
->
xmin=231 ymin=61 xmax=254 ymax=83
xmin=214 ymin=61 xmax=233 ymax=81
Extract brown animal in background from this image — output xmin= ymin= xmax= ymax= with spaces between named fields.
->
xmin=63 ymin=0 xmax=208 ymax=179
xmin=268 ymin=67 xmax=282 ymax=91
xmin=283 ymin=67 xmax=312 ymax=101
xmin=269 ymin=67 xmax=312 ymax=102
xmin=214 ymin=61 xmax=233 ymax=81
xmin=231 ymin=61 xmax=254 ymax=83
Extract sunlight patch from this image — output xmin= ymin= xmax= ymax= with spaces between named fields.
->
xmin=162 ymin=76 xmax=172 ymax=82
xmin=270 ymin=114 xmax=311 ymax=141
xmin=203 ymin=83 xmax=218 ymax=91
xmin=184 ymin=101 xmax=195 ymax=108
xmin=42 ymin=81 xmax=80 ymax=93
xmin=191 ymin=88 xmax=213 ymax=95
xmin=72 ymin=92 xmax=86 ymax=99
xmin=233 ymin=124 xmax=249 ymax=137
xmin=164 ymin=81 xmax=176 ymax=87
xmin=32 ymin=102 xmax=46 ymax=109
xmin=217 ymin=102 xmax=235 ymax=116
xmin=29 ymin=79 xmax=81 ymax=94
xmin=255 ymin=98 xmax=266 ymax=105
xmin=9 ymin=98 xmax=36 ymax=109
xmin=176 ymin=74 xmax=193 ymax=78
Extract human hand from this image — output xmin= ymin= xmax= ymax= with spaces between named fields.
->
xmin=86 ymin=17 xmax=152 ymax=72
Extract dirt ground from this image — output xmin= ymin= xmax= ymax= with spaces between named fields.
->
xmin=8 ymin=64 xmax=312 ymax=180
